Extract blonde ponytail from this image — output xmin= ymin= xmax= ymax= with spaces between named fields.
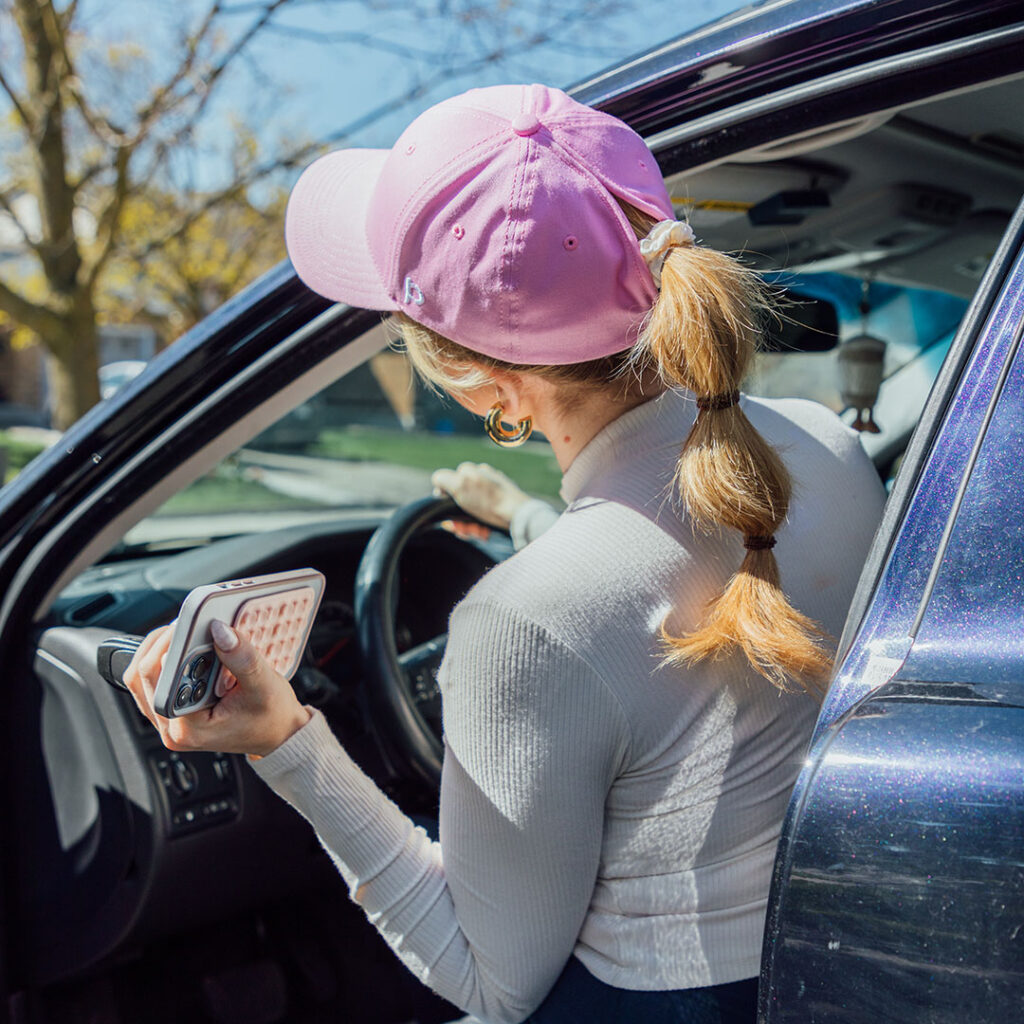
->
xmin=630 ymin=213 xmax=832 ymax=694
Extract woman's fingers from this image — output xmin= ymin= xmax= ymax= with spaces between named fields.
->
xmin=123 ymin=622 xmax=174 ymax=725
xmin=431 ymin=467 xmax=460 ymax=496
xmin=123 ymin=618 xmax=310 ymax=757
xmin=129 ymin=619 xmax=172 ymax=670
xmin=136 ymin=628 xmax=173 ymax=689
xmin=432 ymin=462 xmax=528 ymax=530
xmin=210 ymin=621 xmax=279 ymax=701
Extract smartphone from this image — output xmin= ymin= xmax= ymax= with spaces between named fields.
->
xmin=153 ymin=568 xmax=326 ymax=718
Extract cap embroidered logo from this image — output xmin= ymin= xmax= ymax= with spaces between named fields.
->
xmin=403 ymin=277 xmax=425 ymax=306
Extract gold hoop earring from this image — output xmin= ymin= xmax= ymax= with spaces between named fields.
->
xmin=484 ymin=404 xmax=533 ymax=448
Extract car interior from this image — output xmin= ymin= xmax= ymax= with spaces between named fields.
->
xmin=9 ymin=68 xmax=1024 ymax=1024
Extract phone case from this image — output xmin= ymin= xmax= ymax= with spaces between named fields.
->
xmin=153 ymin=568 xmax=326 ymax=718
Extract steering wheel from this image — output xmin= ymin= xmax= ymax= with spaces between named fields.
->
xmin=354 ymin=494 xmax=487 ymax=789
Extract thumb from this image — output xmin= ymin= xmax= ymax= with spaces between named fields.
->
xmin=211 ymin=619 xmax=277 ymax=694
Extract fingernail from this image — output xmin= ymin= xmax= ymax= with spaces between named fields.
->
xmin=211 ymin=619 xmax=239 ymax=651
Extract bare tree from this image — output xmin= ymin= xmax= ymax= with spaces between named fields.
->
xmin=0 ymin=0 xmax=631 ymax=428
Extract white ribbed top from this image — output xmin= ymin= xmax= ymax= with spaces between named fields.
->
xmin=252 ymin=389 xmax=886 ymax=1024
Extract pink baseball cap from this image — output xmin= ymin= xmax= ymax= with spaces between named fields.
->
xmin=285 ymin=83 xmax=674 ymax=365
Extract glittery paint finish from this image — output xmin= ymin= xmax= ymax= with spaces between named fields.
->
xmin=763 ymin=682 xmax=1024 ymax=1023
xmin=904 ymin=296 xmax=1024 ymax=687
xmin=821 ymin=237 xmax=1024 ymax=736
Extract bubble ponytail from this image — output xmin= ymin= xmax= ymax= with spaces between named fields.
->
xmin=626 ymin=208 xmax=832 ymax=694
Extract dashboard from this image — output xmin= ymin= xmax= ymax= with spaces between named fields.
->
xmin=15 ymin=512 xmax=507 ymax=988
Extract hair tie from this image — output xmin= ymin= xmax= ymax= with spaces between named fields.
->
xmin=696 ymin=390 xmax=740 ymax=412
xmin=743 ymin=534 xmax=776 ymax=551
xmin=639 ymin=219 xmax=695 ymax=287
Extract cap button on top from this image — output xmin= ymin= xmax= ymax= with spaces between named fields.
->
xmin=511 ymin=113 xmax=542 ymax=137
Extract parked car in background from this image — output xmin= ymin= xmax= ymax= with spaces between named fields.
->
xmin=0 ymin=1 xmax=1022 ymax=1021
xmin=98 ymin=360 xmax=148 ymax=402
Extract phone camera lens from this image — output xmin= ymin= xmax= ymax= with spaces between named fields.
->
xmin=189 ymin=653 xmax=213 ymax=680
xmin=191 ymin=678 xmax=208 ymax=703
xmin=174 ymin=683 xmax=193 ymax=709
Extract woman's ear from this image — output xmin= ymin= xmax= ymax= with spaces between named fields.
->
xmin=488 ymin=367 xmax=532 ymax=422
xmin=449 ymin=365 xmax=532 ymax=420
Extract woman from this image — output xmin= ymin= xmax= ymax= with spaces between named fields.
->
xmin=126 ymin=84 xmax=885 ymax=1023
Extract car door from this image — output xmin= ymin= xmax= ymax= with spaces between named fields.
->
xmin=2 ymin=1 xmax=1024 ymax=1019
xmin=760 ymin=199 xmax=1024 ymax=1022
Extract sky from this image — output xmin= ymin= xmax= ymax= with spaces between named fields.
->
xmin=239 ymin=0 xmax=752 ymax=150
xmin=0 ymin=0 xmax=755 ymax=248
xmin=63 ymin=0 xmax=757 ymax=191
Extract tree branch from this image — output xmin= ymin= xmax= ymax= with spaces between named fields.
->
xmin=13 ymin=0 xmax=81 ymax=288
xmin=85 ymin=145 xmax=130 ymax=289
xmin=131 ymin=0 xmax=291 ymax=146
xmin=52 ymin=22 xmax=131 ymax=148
xmin=263 ymin=23 xmax=440 ymax=61
xmin=0 ymin=276 xmax=65 ymax=339
xmin=167 ymin=0 xmax=291 ymax=131
xmin=0 ymin=63 xmax=34 ymax=131
xmin=132 ymin=1 xmax=224 ymax=133
xmin=0 ymin=188 xmax=40 ymax=253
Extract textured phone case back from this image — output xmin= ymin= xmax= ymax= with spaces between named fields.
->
xmin=215 ymin=587 xmax=317 ymax=693
xmin=153 ymin=568 xmax=325 ymax=716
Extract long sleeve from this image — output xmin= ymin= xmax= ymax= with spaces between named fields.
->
xmin=250 ymin=598 xmax=631 ymax=1024
xmin=508 ymin=498 xmax=561 ymax=550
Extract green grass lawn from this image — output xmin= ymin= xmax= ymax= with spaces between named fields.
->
xmin=0 ymin=433 xmax=49 ymax=485
xmin=2 ymin=425 xmax=564 ymax=511
xmin=156 ymin=473 xmax=323 ymax=515
xmin=314 ymin=425 xmax=563 ymax=499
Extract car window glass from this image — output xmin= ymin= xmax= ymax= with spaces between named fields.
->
xmin=118 ymin=347 xmax=564 ymax=550
xmin=746 ymin=273 xmax=967 ymax=477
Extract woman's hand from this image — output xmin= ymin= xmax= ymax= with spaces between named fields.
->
xmin=123 ymin=619 xmax=311 ymax=758
xmin=431 ymin=462 xmax=530 ymax=532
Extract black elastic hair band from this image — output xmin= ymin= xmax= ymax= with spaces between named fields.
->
xmin=696 ymin=390 xmax=740 ymax=412
xmin=743 ymin=534 xmax=776 ymax=551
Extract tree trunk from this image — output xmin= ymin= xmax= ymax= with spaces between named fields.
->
xmin=47 ymin=312 xmax=101 ymax=429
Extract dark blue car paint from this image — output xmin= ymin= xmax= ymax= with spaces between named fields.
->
xmin=764 ymin=690 xmax=1024 ymax=1023
xmin=824 ymin=201 xmax=1024 ymax=735
xmin=905 ymin=321 xmax=1024 ymax=685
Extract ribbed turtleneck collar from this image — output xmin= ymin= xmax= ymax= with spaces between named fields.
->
xmin=559 ymin=388 xmax=698 ymax=504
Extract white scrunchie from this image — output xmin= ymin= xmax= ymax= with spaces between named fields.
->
xmin=639 ymin=219 xmax=696 ymax=287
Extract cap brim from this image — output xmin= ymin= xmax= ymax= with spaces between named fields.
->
xmin=285 ymin=148 xmax=395 ymax=309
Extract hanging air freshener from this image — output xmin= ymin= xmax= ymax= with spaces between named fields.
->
xmin=838 ymin=281 xmax=886 ymax=433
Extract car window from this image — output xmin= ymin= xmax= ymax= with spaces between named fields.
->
xmin=748 ymin=273 xmax=967 ymax=477
xmin=118 ymin=346 xmax=564 ymax=550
